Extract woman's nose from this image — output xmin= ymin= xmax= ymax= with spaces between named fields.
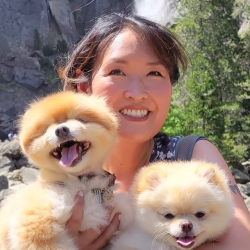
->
xmin=124 ymin=77 xmax=148 ymax=101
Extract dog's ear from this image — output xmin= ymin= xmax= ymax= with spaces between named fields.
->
xmin=195 ymin=162 xmax=230 ymax=196
xmin=147 ymin=171 xmax=165 ymax=189
xmin=196 ymin=163 xmax=215 ymax=181
xmin=134 ymin=165 xmax=167 ymax=194
xmin=195 ymin=162 xmax=222 ymax=184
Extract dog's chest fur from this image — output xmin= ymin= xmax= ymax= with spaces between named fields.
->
xmin=41 ymin=172 xmax=115 ymax=232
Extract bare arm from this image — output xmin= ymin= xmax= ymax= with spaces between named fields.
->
xmin=192 ymin=140 xmax=250 ymax=250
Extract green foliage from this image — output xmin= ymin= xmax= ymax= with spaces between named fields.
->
xmin=56 ymin=39 xmax=68 ymax=54
xmin=40 ymin=62 xmax=58 ymax=85
xmin=169 ymin=0 xmax=250 ymax=167
xmin=33 ymin=28 xmax=41 ymax=51
xmin=220 ymin=133 xmax=248 ymax=168
xmin=39 ymin=57 xmax=58 ymax=85
xmin=241 ymin=28 xmax=250 ymax=51
xmin=162 ymin=104 xmax=185 ymax=136
xmin=42 ymin=45 xmax=55 ymax=57
xmin=162 ymin=87 xmax=193 ymax=136
xmin=233 ymin=0 xmax=250 ymax=20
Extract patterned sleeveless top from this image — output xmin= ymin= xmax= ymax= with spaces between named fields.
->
xmin=149 ymin=134 xmax=182 ymax=163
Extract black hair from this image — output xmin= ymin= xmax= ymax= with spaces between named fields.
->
xmin=59 ymin=13 xmax=188 ymax=91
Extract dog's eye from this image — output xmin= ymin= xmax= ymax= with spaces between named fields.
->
xmin=195 ymin=212 xmax=205 ymax=218
xmin=75 ymin=118 xmax=87 ymax=123
xmin=164 ymin=213 xmax=175 ymax=220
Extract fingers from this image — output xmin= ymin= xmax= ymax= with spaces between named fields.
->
xmin=67 ymin=191 xmax=84 ymax=238
xmin=77 ymin=228 xmax=103 ymax=248
xmin=67 ymin=194 xmax=119 ymax=250
xmin=89 ymin=213 xmax=120 ymax=250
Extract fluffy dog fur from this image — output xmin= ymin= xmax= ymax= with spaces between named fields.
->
xmin=0 ymin=91 xmax=132 ymax=250
xmin=110 ymin=161 xmax=234 ymax=250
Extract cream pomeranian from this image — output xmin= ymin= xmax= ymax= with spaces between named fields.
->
xmin=0 ymin=91 xmax=132 ymax=250
xmin=110 ymin=161 xmax=234 ymax=250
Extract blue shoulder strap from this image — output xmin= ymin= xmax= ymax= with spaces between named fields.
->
xmin=174 ymin=135 xmax=202 ymax=161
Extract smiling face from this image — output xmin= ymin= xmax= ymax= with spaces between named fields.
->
xmin=132 ymin=161 xmax=234 ymax=249
xmin=18 ymin=91 xmax=118 ymax=176
xmin=82 ymin=29 xmax=172 ymax=142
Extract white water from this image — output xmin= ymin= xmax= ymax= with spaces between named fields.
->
xmin=133 ymin=0 xmax=179 ymax=26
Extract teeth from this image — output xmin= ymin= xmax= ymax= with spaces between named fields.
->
xmin=120 ymin=109 xmax=148 ymax=118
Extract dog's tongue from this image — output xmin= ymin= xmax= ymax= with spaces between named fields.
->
xmin=59 ymin=144 xmax=78 ymax=167
xmin=177 ymin=236 xmax=195 ymax=247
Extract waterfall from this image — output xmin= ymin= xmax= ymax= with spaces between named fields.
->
xmin=133 ymin=0 xmax=179 ymax=27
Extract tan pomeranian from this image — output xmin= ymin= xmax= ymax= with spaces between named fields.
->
xmin=0 ymin=91 xmax=132 ymax=250
xmin=110 ymin=161 xmax=234 ymax=250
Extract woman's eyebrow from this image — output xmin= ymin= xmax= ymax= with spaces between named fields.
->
xmin=146 ymin=61 xmax=164 ymax=66
xmin=105 ymin=58 xmax=128 ymax=65
xmin=104 ymin=59 xmax=164 ymax=67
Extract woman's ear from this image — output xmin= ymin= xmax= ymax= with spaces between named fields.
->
xmin=77 ymin=82 xmax=90 ymax=94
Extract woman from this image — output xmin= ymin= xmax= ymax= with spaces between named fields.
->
xmin=59 ymin=13 xmax=250 ymax=250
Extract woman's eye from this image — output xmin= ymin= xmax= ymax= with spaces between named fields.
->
xmin=109 ymin=69 xmax=125 ymax=75
xmin=147 ymin=71 xmax=163 ymax=77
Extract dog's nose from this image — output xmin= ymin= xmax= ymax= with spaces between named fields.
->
xmin=55 ymin=126 xmax=70 ymax=138
xmin=181 ymin=221 xmax=193 ymax=233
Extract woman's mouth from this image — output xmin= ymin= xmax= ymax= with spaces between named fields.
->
xmin=119 ymin=109 xmax=149 ymax=118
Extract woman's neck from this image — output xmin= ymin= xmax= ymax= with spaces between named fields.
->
xmin=103 ymin=137 xmax=154 ymax=192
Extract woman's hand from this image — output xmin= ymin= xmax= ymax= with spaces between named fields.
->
xmin=67 ymin=191 xmax=120 ymax=250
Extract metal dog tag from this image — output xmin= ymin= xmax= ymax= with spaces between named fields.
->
xmin=92 ymin=188 xmax=103 ymax=204
xmin=102 ymin=188 xmax=114 ymax=203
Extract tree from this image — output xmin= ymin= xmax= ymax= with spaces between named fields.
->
xmin=169 ymin=0 xmax=248 ymax=167
xmin=42 ymin=45 xmax=55 ymax=57
xmin=56 ymin=39 xmax=68 ymax=54
xmin=33 ymin=28 xmax=41 ymax=51
xmin=232 ymin=0 xmax=250 ymax=162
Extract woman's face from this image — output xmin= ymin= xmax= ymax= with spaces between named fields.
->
xmin=82 ymin=29 xmax=172 ymax=142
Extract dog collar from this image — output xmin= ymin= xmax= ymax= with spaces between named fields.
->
xmin=92 ymin=187 xmax=114 ymax=203
xmin=78 ymin=170 xmax=116 ymax=187
xmin=53 ymin=170 xmax=116 ymax=204
xmin=81 ymin=171 xmax=115 ymax=204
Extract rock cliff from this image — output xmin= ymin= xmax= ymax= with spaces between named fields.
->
xmin=0 ymin=0 xmax=133 ymax=59
xmin=0 ymin=0 xmax=133 ymax=139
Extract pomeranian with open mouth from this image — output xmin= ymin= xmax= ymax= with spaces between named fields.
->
xmin=110 ymin=161 xmax=234 ymax=250
xmin=0 ymin=91 xmax=131 ymax=250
